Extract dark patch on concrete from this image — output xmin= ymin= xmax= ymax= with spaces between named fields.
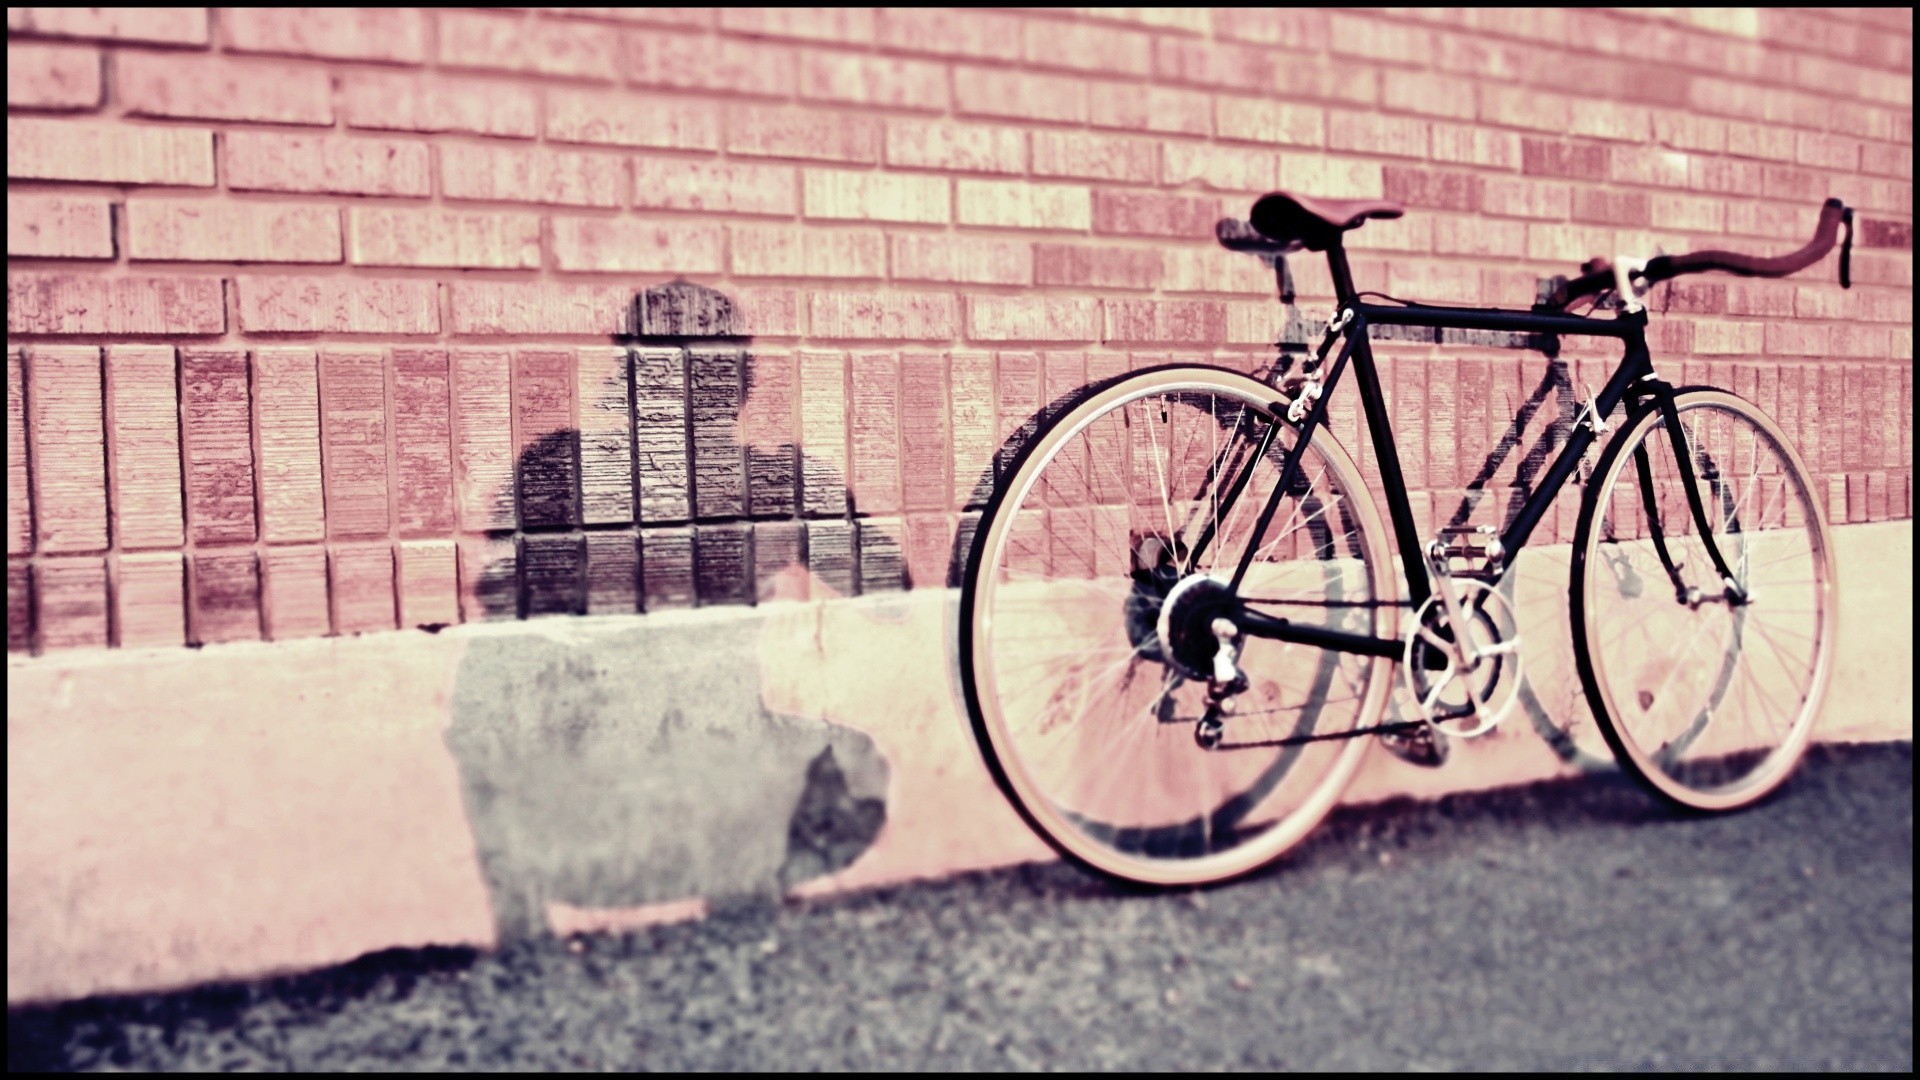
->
xmin=445 ymin=617 xmax=889 ymax=941
xmin=779 ymin=746 xmax=887 ymax=891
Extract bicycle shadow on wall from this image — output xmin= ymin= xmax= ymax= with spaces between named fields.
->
xmin=444 ymin=281 xmax=902 ymax=941
xmin=941 ymin=245 xmax=1624 ymax=792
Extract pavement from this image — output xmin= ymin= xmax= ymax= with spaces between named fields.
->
xmin=9 ymin=740 xmax=1910 ymax=1072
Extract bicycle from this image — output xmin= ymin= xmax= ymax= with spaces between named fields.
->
xmin=959 ymin=190 xmax=1855 ymax=886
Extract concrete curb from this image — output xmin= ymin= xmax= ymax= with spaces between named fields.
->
xmin=7 ymin=522 xmax=1911 ymax=1004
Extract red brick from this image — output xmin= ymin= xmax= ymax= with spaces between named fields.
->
xmin=728 ymin=106 xmax=879 ymax=163
xmin=1479 ymin=84 xmax=1571 ymax=132
xmin=804 ymin=169 xmax=950 ymax=223
xmin=954 ymin=65 xmax=1086 ymax=124
xmin=1328 ymin=12 xmax=1433 ymax=64
xmin=1214 ymin=8 xmax=1327 ymax=49
xmin=36 ymin=557 xmax=108 ymax=649
xmin=1216 ymin=96 xmax=1325 ymax=147
xmin=1380 ymin=69 xmax=1477 ymax=120
xmin=1689 ymin=158 xmax=1764 ymax=196
xmin=884 ymin=119 xmax=1026 ymax=175
xmin=1429 ymin=124 xmax=1520 ymax=170
xmin=7 ymin=42 xmax=101 ymax=109
xmin=392 ymin=349 xmax=455 ymax=536
xmin=105 ymin=346 xmax=183 ymax=551
xmin=1517 ymin=139 xmax=1602 ymax=179
xmin=223 ymin=8 xmax=427 ymax=63
xmin=1383 ymin=167 xmax=1482 ymax=211
xmin=1723 ymin=121 xmax=1795 ymax=162
xmin=399 ymin=541 xmax=459 ymax=629
xmin=7 ymin=118 xmax=212 ymax=185
xmin=546 ymin=8 xmax=714 ymax=28
xmin=734 ymin=288 xmax=805 ymax=338
xmin=225 ymin=131 xmax=429 ymax=198
xmin=692 ymin=353 xmax=746 ymax=522
xmin=1828 ymin=325 xmax=1892 ymax=358
xmin=236 ymin=276 xmax=438 ymax=336
xmin=440 ymin=9 xmax=618 ymax=80
xmin=1327 ymin=111 xmax=1428 ymax=157
xmin=954 ymin=180 xmax=1089 ymax=231
xmin=737 ymin=350 xmax=797 ymax=516
xmin=5 ymin=352 xmax=25 ymax=556
xmin=809 ymin=292 xmax=956 ymax=341
xmin=731 ymin=226 xmax=885 ymax=279
xmin=347 ymin=208 xmax=538 ymax=269
xmin=1159 ymin=247 xmax=1274 ymax=294
xmin=889 ymin=234 xmax=1030 ymax=286
xmin=331 ymin=544 xmax=396 ymax=635
xmin=1651 ymin=113 xmax=1727 ymax=154
xmin=1861 ymin=143 xmax=1913 ymax=180
xmin=259 ymin=546 xmax=328 ymax=639
xmin=1089 ymin=82 xmax=1211 ymax=136
xmin=1526 ymin=223 xmax=1616 ymax=264
xmin=849 ymin=352 xmax=902 ymax=515
xmin=1480 ymin=177 xmax=1571 ymax=220
xmin=631 ymin=159 xmax=796 ymax=216
xmin=251 ymin=348 xmax=325 ymax=544
xmin=119 ymin=52 xmax=331 ymax=125
xmin=128 ymin=201 xmax=340 ymax=264
xmin=1279 ymin=156 xmax=1386 ymax=199
xmin=449 ymin=350 xmax=515 ymax=530
xmin=1432 ymin=216 xmax=1527 ymax=258
xmin=1573 ymin=188 xmax=1652 ymax=226
xmin=1795 ymin=132 xmax=1862 ymax=172
xmin=442 ymin=144 xmax=624 ymax=207
xmin=342 ymin=72 xmax=538 ymax=138
xmin=1652 ymin=281 xmax=1726 ymax=314
xmin=897 ymin=353 xmax=952 ymax=514
xmin=1434 ymin=32 xmax=1533 ymax=82
xmin=8 ymin=7 xmax=208 ymax=44
xmin=512 ymin=350 xmax=578 ymax=528
xmin=720 ymin=7 xmax=875 ymax=42
xmin=586 ymin=531 xmax=641 ymax=613
xmin=1103 ymin=300 xmax=1226 ymax=345
xmin=319 ymin=349 xmax=390 ymax=539
xmin=1033 ymin=243 xmax=1162 ymax=290
xmin=546 ymin=89 xmax=719 ymax=149
xmin=10 ymin=562 xmax=30 ymax=649
xmin=576 ymin=346 xmax=632 ymax=526
xmin=1691 ymin=321 xmax=1765 ymax=356
xmin=550 ymin=218 xmax=723 ymax=274
xmin=7 ymin=273 xmax=224 ymax=335
xmin=1760 ymin=165 xmax=1826 ymax=203
xmin=27 ymin=346 xmax=106 ymax=554
xmin=1765 ymin=323 xmax=1830 ymax=357
xmin=793 ymin=351 xmax=847 ymax=517
xmin=1274 ymin=55 xmax=1380 ymax=107
xmin=967 ymin=298 xmax=1099 ymax=343
xmin=801 ymin=52 xmax=949 ymax=112
xmin=1386 ymin=262 xmax=1481 ymax=305
xmin=1153 ymin=36 xmax=1276 ymax=91
xmin=457 ymin=534 xmax=518 ymax=621
xmin=950 ymin=353 xmax=995 ymax=506
xmin=874 ymin=9 xmax=1022 ymax=60
xmin=1022 ymin=18 xmax=1150 ymax=75
xmin=1161 ymin=142 xmax=1275 ymax=192
xmin=634 ymin=348 xmax=691 ymax=523
xmin=116 ymin=551 xmax=185 ymax=648
xmin=180 ymin=350 xmax=255 ymax=545
xmin=1031 ymin=130 xmax=1158 ymax=183
xmin=1092 ymin=190 xmax=1218 ymax=238
xmin=627 ymin=30 xmax=793 ymax=96
xmin=6 ymin=194 xmax=112 ymax=259
xmin=450 ymin=282 xmax=633 ymax=337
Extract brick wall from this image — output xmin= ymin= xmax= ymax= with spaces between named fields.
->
xmin=5 ymin=7 xmax=1913 ymax=652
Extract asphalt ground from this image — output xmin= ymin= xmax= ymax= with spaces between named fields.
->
xmin=9 ymin=741 xmax=1911 ymax=1071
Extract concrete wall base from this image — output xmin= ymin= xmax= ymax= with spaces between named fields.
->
xmin=8 ymin=522 xmax=1910 ymax=1004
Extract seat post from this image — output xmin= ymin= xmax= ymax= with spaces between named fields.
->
xmin=1325 ymin=240 xmax=1360 ymax=307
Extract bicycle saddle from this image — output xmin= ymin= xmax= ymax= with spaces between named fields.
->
xmin=1249 ymin=190 xmax=1405 ymax=252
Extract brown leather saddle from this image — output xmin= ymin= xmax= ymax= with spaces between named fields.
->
xmin=1248 ymin=190 xmax=1404 ymax=252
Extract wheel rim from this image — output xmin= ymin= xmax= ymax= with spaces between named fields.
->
xmin=1579 ymin=391 xmax=1835 ymax=810
xmin=967 ymin=368 xmax=1392 ymax=884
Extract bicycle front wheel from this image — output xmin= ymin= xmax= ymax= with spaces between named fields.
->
xmin=961 ymin=366 xmax=1394 ymax=886
xmin=1572 ymin=388 xmax=1836 ymax=812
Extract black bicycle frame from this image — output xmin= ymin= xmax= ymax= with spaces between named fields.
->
xmin=1217 ymin=240 xmax=1727 ymax=662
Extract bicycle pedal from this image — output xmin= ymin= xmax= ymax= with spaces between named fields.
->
xmin=1378 ymin=724 xmax=1449 ymax=769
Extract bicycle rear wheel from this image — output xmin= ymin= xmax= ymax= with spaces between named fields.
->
xmin=1571 ymin=388 xmax=1836 ymax=811
xmin=960 ymin=366 xmax=1394 ymax=886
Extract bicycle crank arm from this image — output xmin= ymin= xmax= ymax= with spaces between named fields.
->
xmin=1234 ymin=608 xmax=1445 ymax=668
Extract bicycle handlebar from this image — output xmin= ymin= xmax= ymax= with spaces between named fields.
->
xmin=1540 ymin=197 xmax=1854 ymax=311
